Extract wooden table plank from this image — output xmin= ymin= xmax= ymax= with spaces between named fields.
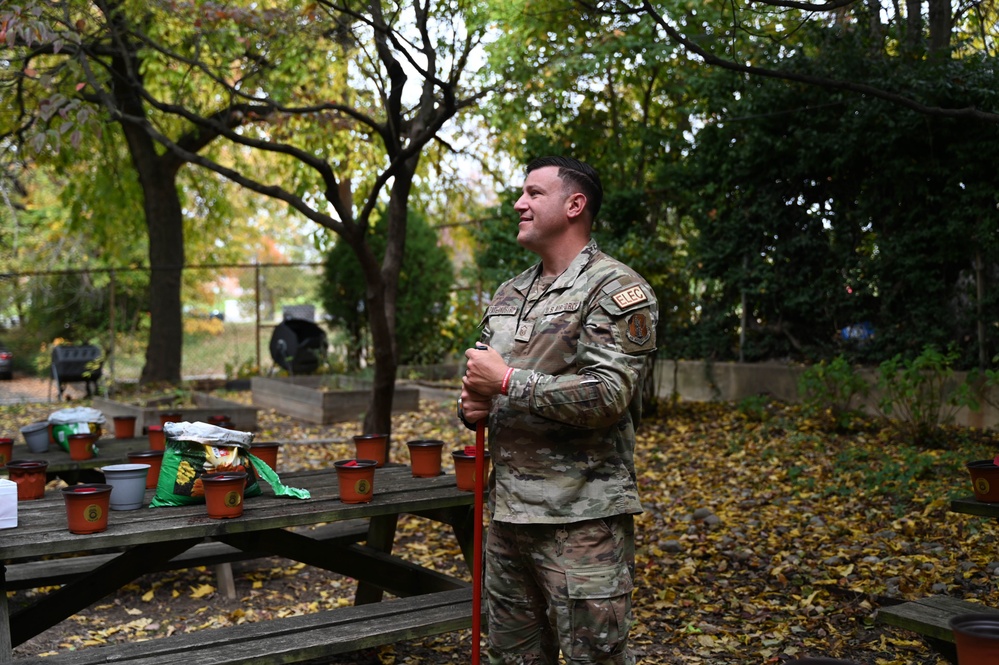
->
xmin=950 ymin=495 xmax=999 ymax=519
xmin=2 ymin=438 xmax=148 ymax=474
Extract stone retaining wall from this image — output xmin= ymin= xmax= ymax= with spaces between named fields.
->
xmin=653 ymin=360 xmax=999 ymax=430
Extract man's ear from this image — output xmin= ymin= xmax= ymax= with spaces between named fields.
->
xmin=565 ymin=192 xmax=587 ymax=220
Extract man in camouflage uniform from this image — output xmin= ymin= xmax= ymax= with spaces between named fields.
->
xmin=460 ymin=156 xmax=658 ymax=664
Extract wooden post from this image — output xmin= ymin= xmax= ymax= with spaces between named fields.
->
xmin=0 ymin=564 xmax=12 ymax=662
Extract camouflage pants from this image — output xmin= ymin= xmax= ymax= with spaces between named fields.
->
xmin=485 ymin=515 xmax=636 ymax=665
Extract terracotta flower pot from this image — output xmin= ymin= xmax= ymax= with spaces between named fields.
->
xmin=0 ymin=437 xmax=12 ymax=468
xmin=127 ymin=450 xmax=165 ymax=489
xmin=147 ymin=425 xmax=166 ymax=451
xmin=452 ymin=447 xmax=491 ymax=492
xmin=208 ymin=414 xmax=232 ymax=428
xmin=127 ymin=449 xmax=165 ymax=489
xmin=353 ymin=433 xmax=389 ymax=468
xmin=6 ymin=460 xmax=48 ymax=500
xmin=62 ymin=483 xmax=113 ymax=534
xmin=250 ymin=442 xmax=280 ymax=470
xmin=202 ymin=472 xmax=247 ymax=519
xmin=967 ymin=460 xmax=999 ymax=502
xmin=951 ymin=614 xmax=999 ymax=665
xmin=407 ymin=439 xmax=444 ymax=478
xmin=334 ymin=459 xmax=377 ymax=503
xmin=112 ymin=415 xmax=137 ymax=439
xmin=68 ymin=433 xmax=98 ymax=461
xmin=101 ymin=463 xmax=150 ymax=510
xmin=159 ymin=412 xmax=183 ymax=427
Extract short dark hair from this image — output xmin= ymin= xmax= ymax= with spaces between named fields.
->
xmin=526 ymin=156 xmax=603 ymax=220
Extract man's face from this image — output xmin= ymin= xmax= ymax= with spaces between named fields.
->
xmin=513 ymin=166 xmax=569 ymax=253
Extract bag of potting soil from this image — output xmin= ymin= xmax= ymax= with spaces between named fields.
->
xmin=150 ymin=421 xmax=310 ymax=507
xmin=49 ymin=407 xmax=107 ymax=452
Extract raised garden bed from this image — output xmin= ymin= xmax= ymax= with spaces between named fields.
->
xmin=93 ymin=392 xmax=259 ymax=432
xmin=251 ymin=375 xmax=420 ymax=424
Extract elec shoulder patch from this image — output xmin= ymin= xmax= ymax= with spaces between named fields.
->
xmin=611 ymin=285 xmax=648 ymax=310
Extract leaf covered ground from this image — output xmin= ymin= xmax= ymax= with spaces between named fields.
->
xmin=4 ymin=392 xmax=999 ymax=664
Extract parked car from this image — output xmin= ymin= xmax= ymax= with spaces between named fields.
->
xmin=0 ymin=345 xmax=12 ymax=380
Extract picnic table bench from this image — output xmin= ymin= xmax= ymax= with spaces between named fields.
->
xmin=1 ymin=465 xmax=480 ymax=664
xmin=874 ymin=495 xmax=999 ymax=664
xmin=22 ymin=587 xmax=477 ymax=665
xmin=4 ymin=519 xmax=370 ymax=591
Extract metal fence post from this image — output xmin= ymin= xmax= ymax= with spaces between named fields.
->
xmin=109 ymin=270 xmax=116 ymax=389
xmin=255 ymin=261 xmax=261 ymax=373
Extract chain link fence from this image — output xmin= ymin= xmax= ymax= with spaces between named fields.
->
xmin=0 ymin=262 xmax=328 ymax=386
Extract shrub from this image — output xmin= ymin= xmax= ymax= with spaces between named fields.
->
xmin=874 ymin=345 xmax=979 ymax=448
xmin=968 ymin=356 xmax=999 ymax=417
xmin=798 ymin=355 xmax=870 ymax=430
xmin=736 ymin=393 xmax=772 ymax=422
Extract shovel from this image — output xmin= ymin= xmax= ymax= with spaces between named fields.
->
xmin=472 ymin=417 xmax=485 ymax=664
xmin=471 ymin=342 xmax=488 ymax=664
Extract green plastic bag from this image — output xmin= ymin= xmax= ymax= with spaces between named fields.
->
xmin=49 ymin=407 xmax=106 ymax=452
xmin=150 ymin=422 xmax=309 ymax=507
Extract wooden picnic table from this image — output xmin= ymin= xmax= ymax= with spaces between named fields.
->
xmin=0 ymin=464 xmax=478 ymax=664
xmin=876 ymin=495 xmax=999 ymax=663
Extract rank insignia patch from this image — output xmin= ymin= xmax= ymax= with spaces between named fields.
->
xmin=625 ymin=312 xmax=652 ymax=345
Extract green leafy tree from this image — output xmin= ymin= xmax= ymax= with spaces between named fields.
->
xmin=4 ymin=1 xmax=492 ymax=433
xmin=0 ymin=1 xmax=284 ymax=384
xmin=609 ymin=0 xmax=999 ymax=123
xmin=320 ymin=211 xmax=454 ymax=369
xmin=0 ymin=155 xmax=151 ymax=367
xmin=479 ymin=0 xmax=696 ymax=357
xmin=674 ymin=28 xmax=999 ymax=366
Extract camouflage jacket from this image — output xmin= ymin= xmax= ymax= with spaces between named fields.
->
xmin=480 ymin=240 xmax=658 ymax=524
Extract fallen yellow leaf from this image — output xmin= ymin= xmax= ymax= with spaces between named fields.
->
xmin=189 ymin=584 xmax=215 ymax=599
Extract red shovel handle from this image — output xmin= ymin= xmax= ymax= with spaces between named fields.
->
xmin=469 ymin=342 xmax=489 ymax=664
xmin=472 ymin=419 xmax=485 ymax=664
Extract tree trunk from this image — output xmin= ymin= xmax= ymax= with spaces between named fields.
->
xmin=138 ymin=168 xmax=185 ymax=385
xmin=904 ymin=0 xmax=923 ymax=55
xmin=103 ymin=0 xmax=186 ymax=385
xmin=927 ymin=0 xmax=951 ymax=58
xmin=112 ymin=127 xmax=185 ymax=387
xmin=361 ymin=157 xmax=417 ymax=434
xmin=123 ymin=128 xmax=185 ymax=385
xmin=364 ymin=284 xmax=398 ymax=435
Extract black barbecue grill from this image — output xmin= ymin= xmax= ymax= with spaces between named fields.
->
xmin=50 ymin=344 xmax=104 ymax=400
xmin=269 ymin=319 xmax=328 ymax=374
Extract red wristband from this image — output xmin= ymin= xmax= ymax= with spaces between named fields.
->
xmin=501 ymin=367 xmax=514 ymax=396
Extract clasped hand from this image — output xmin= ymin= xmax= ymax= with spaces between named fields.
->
xmin=461 ymin=344 xmax=508 ymax=423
